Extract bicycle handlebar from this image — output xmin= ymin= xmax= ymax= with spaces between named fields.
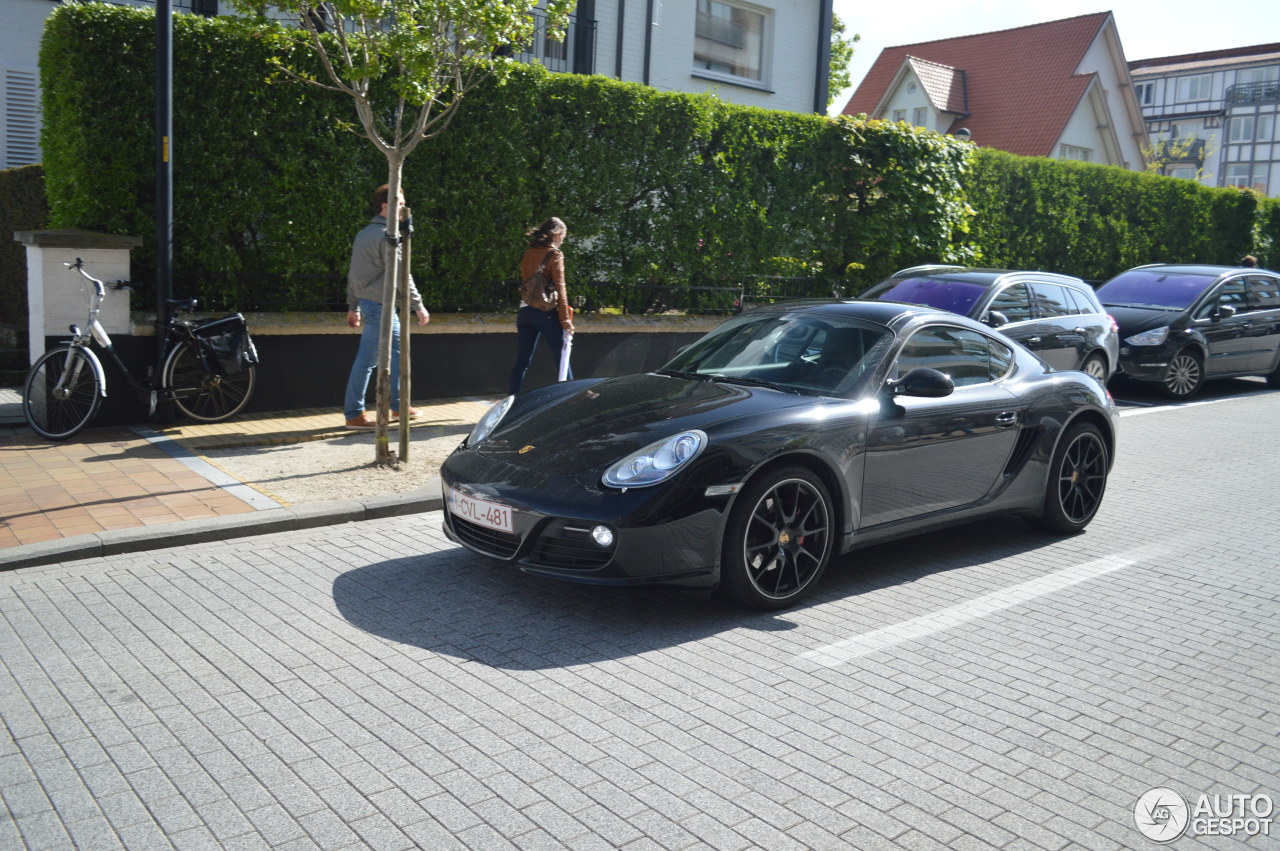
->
xmin=66 ymin=257 xmax=142 ymax=291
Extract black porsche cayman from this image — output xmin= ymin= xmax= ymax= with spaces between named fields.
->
xmin=441 ymin=300 xmax=1118 ymax=609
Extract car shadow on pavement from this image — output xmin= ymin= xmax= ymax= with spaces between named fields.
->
xmin=332 ymin=515 xmax=1057 ymax=670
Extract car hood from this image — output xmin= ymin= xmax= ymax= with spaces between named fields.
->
xmin=475 ymin=372 xmax=812 ymax=474
xmin=1103 ymin=305 xmax=1181 ymax=334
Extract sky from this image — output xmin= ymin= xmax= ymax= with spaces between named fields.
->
xmin=828 ymin=0 xmax=1280 ymax=114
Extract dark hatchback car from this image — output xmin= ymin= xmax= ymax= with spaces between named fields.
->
xmin=1095 ymin=264 xmax=1280 ymax=399
xmin=441 ymin=300 xmax=1117 ymax=610
xmin=860 ymin=266 xmax=1120 ymax=381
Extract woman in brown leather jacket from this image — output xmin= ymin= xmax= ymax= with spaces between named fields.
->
xmin=509 ymin=217 xmax=575 ymax=394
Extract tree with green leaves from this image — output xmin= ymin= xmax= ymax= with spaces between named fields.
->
xmin=229 ymin=0 xmax=573 ymax=464
xmin=827 ymin=13 xmax=860 ymax=110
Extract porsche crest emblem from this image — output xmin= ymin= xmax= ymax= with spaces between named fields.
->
xmin=519 ymin=445 xmax=535 ymax=454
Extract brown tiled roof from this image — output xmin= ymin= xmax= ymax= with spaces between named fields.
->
xmin=842 ymin=12 xmax=1111 ymax=157
xmin=1129 ymin=48 xmax=1280 ymax=76
xmin=908 ymin=57 xmax=967 ymax=115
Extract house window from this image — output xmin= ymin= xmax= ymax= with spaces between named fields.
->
xmin=1229 ymin=115 xmax=1255 ymax=142
xmin=1059 ymin=144 xmax=1092 ymax=162
xmin=1167 ymin=165 xmax=1197 ymax=180
xmin=1175 ymin=74 xmax=1212 ymax=102
xmin=1238 ymin=67 xmax=1278 ymax=85
xmin=913 ymin=107 xmax=928 ymax=127
xmin=892 ymin=109 xmax=906 ymax=122
xmin=1136 ymin=82 xmax=1155 ymax=106
xmin=694 ymin=0 xmax=767 ymax=84
xmin=4 ymin=70 xmax=40 ymax=168
xmin=1224 ymin=164 xmax=1268 ymax=193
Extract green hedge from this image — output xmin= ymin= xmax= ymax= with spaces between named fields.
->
xmin=40 ymin=4 xmax=972 ymax=311
xmin=0 ymin=164 xmax=48 ymax=335
xmin=963 ymin=148 xmax=1261 ymax=279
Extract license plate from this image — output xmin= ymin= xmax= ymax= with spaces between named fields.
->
xmin=448 ymin=487 xmax=514 ymax=533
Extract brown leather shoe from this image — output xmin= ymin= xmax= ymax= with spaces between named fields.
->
xmin=389 ymin=407 xmax=422 ymax=420
xmin=344 ymin=413 xmax=377 ymax=430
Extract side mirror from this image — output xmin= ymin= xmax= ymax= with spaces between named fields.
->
xmin=984 ymin=310 xmax=1009 ymax=328
xmin=1213 ymin=304 xmax=1237 ymax=320
xmin=887 ymin=367 xmax=955 ymax=398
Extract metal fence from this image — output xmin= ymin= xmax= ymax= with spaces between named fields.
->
xmin=169 ymin=272 xmax=857 ymax=315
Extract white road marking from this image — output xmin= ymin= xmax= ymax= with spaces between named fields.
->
xmin=800 ymin=554 xmax=1139 ymax=666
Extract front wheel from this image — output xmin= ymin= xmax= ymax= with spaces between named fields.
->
xmin=720 ymin=466 xmax=834 ymax=610
xmin=1161 ymin=348 xmax=1203 ymax=399
xmin=162 ymin=343 xmax=256 ymax=423
xmin=24 ymin=347 xmax=103 ymax=441
xmin=1036 ymin=422 xmax=1109 ymax=534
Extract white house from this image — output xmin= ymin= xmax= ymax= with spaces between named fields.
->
xmin=0 ymin=0 xmax=833 ymax=169
xmin=1130 ymin=43 xmax=1280 ymax=196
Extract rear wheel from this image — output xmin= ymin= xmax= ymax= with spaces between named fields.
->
xmin=23 ymin=347 xmax=102 ymax=441
xmin=1036 ymin=422 xmax=1108 ymax=533
xmin=720 ymin=466 xmax=834 ymax=609
xmin=163 ymin=343 xmax=256 ymax=423
xmin=1080 ymin=353 xmax=1108 ymax=383
xmin=1161 ymin=348 xmax=1203 ymax=399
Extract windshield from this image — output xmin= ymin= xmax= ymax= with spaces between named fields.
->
xmin=863 ymin=277 xmax=988 ymax=316
xmin=1095 ymin=269 xmax=1217 ymax=310
xmin=661 ymin=312 xmax=892 ymax=396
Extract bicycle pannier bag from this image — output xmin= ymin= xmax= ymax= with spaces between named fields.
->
xmin=194 ymin=314 xmax=259 ymax=375
xmin=520 ymin=249 xmax=559 ymax=312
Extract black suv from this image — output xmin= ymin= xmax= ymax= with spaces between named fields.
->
xmin=1095 ymin=264 xmax=1280 ymax=398
xmin=860 ymin=266 xmax=1119 ymax=380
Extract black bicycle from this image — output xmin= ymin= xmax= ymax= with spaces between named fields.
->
xmin=23 ymin=258 xmax=259 ymax=441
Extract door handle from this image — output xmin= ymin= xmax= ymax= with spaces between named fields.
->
xmin=1026 ymin=336 xmax=1042 ymax=344
xmin=1074 ymin=327 xmax=1088 ymax=335
xmin=995 ymin=412 xmax=1018 ymax=428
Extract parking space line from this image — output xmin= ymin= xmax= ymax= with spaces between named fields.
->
xmin=800 ymin=553 xmax=1141 ymax=666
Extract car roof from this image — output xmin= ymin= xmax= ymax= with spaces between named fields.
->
xmin=1117 ymin=264 xmax=1266 ymax=277
xmin=887 ymin=266 xmax=1087 ymax=287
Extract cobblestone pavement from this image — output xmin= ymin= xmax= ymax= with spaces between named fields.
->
xmin=2 ymin=389 xmax=1278 ymax=850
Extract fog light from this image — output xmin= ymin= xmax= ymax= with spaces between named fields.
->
xmin=591 ymin=525 xmax=615 ymax=547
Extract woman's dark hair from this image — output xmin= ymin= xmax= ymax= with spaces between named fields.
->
xmin=1239 ymin=254 xmax=1258 ymax=268
xmin=527 ymin=217 xmax=567 ymax=247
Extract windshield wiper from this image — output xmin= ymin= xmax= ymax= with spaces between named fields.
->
xmin=655 ymin=368 xmax=712 ymax=381
xmin=707 ymin=374 xmax=802 ymax=394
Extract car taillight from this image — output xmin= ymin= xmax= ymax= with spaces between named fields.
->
xmin=1108 ymin=314 xmax=1119 ymax=332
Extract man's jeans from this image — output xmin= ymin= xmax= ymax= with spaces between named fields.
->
xmin=344 ymin=299 xmax=403 ymax=419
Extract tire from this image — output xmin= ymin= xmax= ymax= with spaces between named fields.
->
xmin=23 ymin=347 xmax=103 ymax=441
xmin=163 ymin=342 xmax=256 ymax=423
xmin=720 ymin=466 xmax=834 ymax=609
xmin=1161 ymin=348 xmax=1203 ymax=399
xmin=1080 ymin=353 xmax=1108 ymax=383
xmin=1036 ymin=422 xmax=1108 ymax=534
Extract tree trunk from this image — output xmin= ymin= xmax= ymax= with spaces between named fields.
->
xmin=373 ymin=159 xmax=405 ymax=466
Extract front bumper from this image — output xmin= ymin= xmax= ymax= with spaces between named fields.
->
xmin=1115 ymin=345 xmax=1172 ymax=381
xmin=440 ymin=462 xmax=727 ymax=588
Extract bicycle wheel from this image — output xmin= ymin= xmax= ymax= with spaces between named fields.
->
xmin=162 ymin=342 xmax=256 ymax=423
xmin=23 ymin=347 xmax=103 ymax=440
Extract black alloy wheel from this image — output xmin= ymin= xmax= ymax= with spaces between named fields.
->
xmin=1037 ymin=422 xmax=1109 ymax=533
xmin=721 ymin=466 xmax=834 ymax=609
xmin=1161 ymin=348 xmax=1203 ymax=399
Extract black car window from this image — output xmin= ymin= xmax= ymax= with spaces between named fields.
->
xmin=1247 ymin=277 xmax=1280 ymax=310
xmin=1097 ymin=269 xmax=1217 ymax=309
xmin=863 ymin=277 xmax=988 ymax=316
xmin=895 ymin=326 xmax=1000 ymax=387
xmin=988 ymin=283 xmax=1033 ymax=323
xmin=1195 ymin=279 xmax=1248 ymax=318
xmin=1029 ymin=283 xmax=1073 ymax=318
xmin=1063 ymin=285 xmax=1102 ymax=315
xmin=988 ymin=337 xmax=1014 ymax=379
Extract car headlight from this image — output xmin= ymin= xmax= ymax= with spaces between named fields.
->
xmin=466 ymin=395 xmax=514 ymax=446
xmin=602 ymin=430 xmax=707 ymax=488
xmin=1124 ymin=326 xmax=1169 ymax=347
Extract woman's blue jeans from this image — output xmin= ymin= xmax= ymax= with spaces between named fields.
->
xmin=509 ymin=305 xmax=572 ymax=394
xmin=344 ymin=299 xmax=403 ymax=419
